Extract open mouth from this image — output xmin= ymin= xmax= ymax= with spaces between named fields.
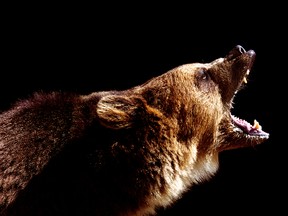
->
xmin=226 ymin=45 xmax=269 ymax=143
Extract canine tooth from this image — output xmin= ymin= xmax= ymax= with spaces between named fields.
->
xmin=243 ymin=77 xmax=247 ymax=83
xmin=246 ymin=69 xmax=250 ymax=75
xmin=253 ymin=119 xmax=262 ymax=130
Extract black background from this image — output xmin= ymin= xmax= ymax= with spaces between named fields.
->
xmin=1 ymin=3 xmax=285 ymax=215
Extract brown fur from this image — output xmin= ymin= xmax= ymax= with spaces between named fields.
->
xmin=0 ymin=45 xmax=269 ymax=216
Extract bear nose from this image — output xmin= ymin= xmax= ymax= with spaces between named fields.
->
xmin=226 ymin=45 xmax=246 ymax=60
xmin=235 ymin=45 xmax=246 ymax=54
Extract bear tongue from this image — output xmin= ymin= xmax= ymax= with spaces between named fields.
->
xmin=231 ymin=115 xmax=269 ymax=137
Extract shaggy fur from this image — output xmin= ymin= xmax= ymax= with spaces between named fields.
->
xmin=0 ymin=45 xmax=269 ymax=216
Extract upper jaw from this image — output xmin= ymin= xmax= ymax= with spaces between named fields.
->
xmin=225 ymin=45 xmax=256 ymax=91
xmin=209 ymin=45 xmax=256 ymax=105
xmin=227 ymin=45 xmax=256 ymax=103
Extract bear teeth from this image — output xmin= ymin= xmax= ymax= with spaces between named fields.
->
xmin=231 ymin=115 xmax=269 ymax=138
xmin=252 ymin=119 xmax=262 ymax=130
xmin=243 ymin=69 xmax=250 ymax=84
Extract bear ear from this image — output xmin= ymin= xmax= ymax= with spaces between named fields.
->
xmin=96 ymin=95 xmax=140 ymax=129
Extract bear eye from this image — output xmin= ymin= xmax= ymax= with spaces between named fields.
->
xmin=197 ymin=68 xmax=210 ymax=81
xmin=196 ymin=68 xmax=214 ymax=92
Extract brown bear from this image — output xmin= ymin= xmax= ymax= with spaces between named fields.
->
xmin=0 ymin=45 xmax=269 ymax=216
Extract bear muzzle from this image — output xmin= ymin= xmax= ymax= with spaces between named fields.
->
xmin=216 ymin=45 xmax=269 ymax=151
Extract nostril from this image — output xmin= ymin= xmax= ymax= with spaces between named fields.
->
xmin=226 ymin=45 xmax=246 ymax=60
xmin=236 ymin=45 xmax=246 ymax=54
